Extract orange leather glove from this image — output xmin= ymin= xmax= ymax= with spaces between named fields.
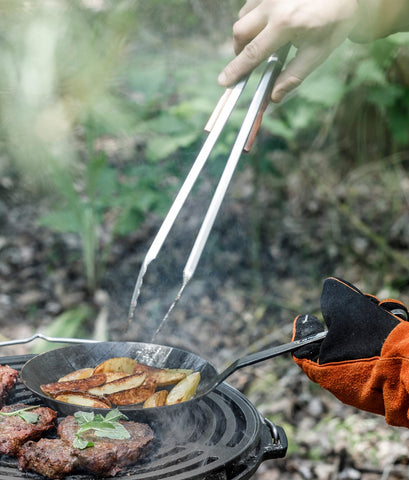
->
xmin=292 ymin=277 xmax=409 ymax=427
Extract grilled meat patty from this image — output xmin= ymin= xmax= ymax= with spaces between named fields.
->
xmin=58 ymin=415 xmax=155 ymax=476
xmin=18 ymin=414 xmax=155 ymax=478
xmin=18 ymin=438 xmax=77 ymax=479
xmin=0 ymin=365 xmax=18 ymax=407
xmin=0 ymin=403 xmax=57 ymax=455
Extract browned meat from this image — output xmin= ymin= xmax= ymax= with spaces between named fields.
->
xmin=18 ymin=438 xmax=77 ymax=479
xmin=0 ymin=365 xmax=18 ymax=406
xmin=40 ymin=373 xmax=107 ymax=397
xmin=0 ymin=403 xmax=57 ymax=455
xmin=58 ymin=415 xmax=155 ymax=476
xmin=18 ymin=414 xmax=155 ymax=478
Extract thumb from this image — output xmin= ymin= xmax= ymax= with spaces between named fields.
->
xmin=292 ymin=314 xmax=324 ymax=361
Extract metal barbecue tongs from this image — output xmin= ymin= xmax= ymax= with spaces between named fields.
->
xmin=128 ymin=44 xmax=293 ymax=338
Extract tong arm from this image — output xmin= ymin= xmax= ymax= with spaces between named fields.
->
xmin=244 ymin=43 xmax=290 ymax=152
xmin=128 ymin=76 xmax=248 ymax=322
xmin=129 ymin=46 xmax=290 ymax=326
xmin=205 ymin=43 xmax=290 ymax=153
xmin=182 ymin=45 xmax=290 ymax=283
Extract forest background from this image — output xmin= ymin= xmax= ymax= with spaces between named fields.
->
xmin=1 ymin=2 xmax=409 ymax=478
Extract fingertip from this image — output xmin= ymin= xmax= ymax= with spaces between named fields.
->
xmin=271 ymin=73 xmax=302 ymax=103
xmin=271 ymin=88 xmax=286 ymax=103
xmin=217 ymin=61 xmax=243 ymax=87
xmin=217 ymin=71 xmax=227 ymax=86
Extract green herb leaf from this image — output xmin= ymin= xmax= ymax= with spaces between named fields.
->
xmin=74 ymin=411 xmax=95 ymax=425
xmin=73 ymin=408 xmax=130 ymax=450
xmin=104 ymin=409 xmax=129 ymax=423
xmin=94 ymin=422 xmax=130 ymax=440
xmin=73 ymin=435 xmax=94 ymax=450
xmin=19 ymin=411 xmax=41 ymax=423
xmin=0 ymin=406 xmax=40 ymax=424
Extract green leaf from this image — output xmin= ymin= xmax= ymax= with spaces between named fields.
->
xmin=261 ymin=116 xmax=296 ymax=142
xmin=366 ymin=85 xmax=403 ymax=108
xmin=19 ymin=411 xmax=41 ymax=423
xmin=37 ymin=210 xmax=82 ymax=234
xmin=77 ymin=421 xmax=116 ymax=432
xmin=353 ymin=58 xmax=387 ymax=86
xmin=86 ymin=153 xmax=108 ymax=199
xmin=287 ymin=102 xmax=321 ymax=131
xmin=94 ymin=422 xmax=130 ymax=440
xmin=388 ymin=110 xmax=409 ymax=146
xmin=74 ymin=411 xmax=95 ymax=425
xmin=31 ymin=306 xmax=92 ymax=354
xmin=146 ymin=132 xmax=197 ymax=162
xmin=73 ymin=409 xmax=130 ymax=450
xmin=73 ymin=436 xmax=94 ymax=450
xmin=299 ymin=73 xmax=346 ymax=107
xmin=104 ymin=409 xmax=128 ymax=422
xmin=0 ymin=405 xmax=40 ymax=424
xmin=387 ymin=32 xmax=409 ymax=45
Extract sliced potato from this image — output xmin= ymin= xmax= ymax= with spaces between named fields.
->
xmin=88 ymin=373 xmax=146 ymax=396
xmin=55 ymin=392 xmax=111 ymax=408
xmin=41 ymin=354 xmax=201 ymax=409
xmin=41 ymin=374 xmax=107 ymax=397
xmin=166 ymin=372 xmax=201 ymax=405
xmin=93 ymin=357 xmax=138 ymax=375
xmin=58 ymin=367 xmax=94 ymax=382
xmin=107 ymin=384 xmax=155 ymax=406
xmin=133 ymin=364 xmax=187 ymax=386
xmin=104 ymin=372 xmax=130 ymax=382
xmin=143 ymin=390 xmax=168 ymax=408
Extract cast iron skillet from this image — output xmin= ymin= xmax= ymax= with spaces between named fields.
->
xmin=20 ymin=335 xmax=326 ymax=421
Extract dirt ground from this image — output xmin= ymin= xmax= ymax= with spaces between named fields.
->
xmin=1 ymin=144 xmax=409 ymax=479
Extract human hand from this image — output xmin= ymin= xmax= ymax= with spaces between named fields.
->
xmin=292 ymin=277 xmax=409 ymax=428
xmin=218 ymin=0 xmax=359 ymax=102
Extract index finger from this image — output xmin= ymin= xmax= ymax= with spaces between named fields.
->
xmin=271 ymin=41 xmax=339 ymax=102
xmin=218 ymin=28 xmax=288 ymax=87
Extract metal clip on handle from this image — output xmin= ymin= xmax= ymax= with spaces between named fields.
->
xmin=128 ymin=45 xmax=290 ymax=324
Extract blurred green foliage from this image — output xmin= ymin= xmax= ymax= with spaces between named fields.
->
xmin=30 ymin=306 xmax=93 ymax=354
xmin=262 ymin=33 xmax=409 ymax=155
xmin=0 ymin=0 xmax=408 ymax=297
xmin=0 ymin=1 xmax=139 ymax=178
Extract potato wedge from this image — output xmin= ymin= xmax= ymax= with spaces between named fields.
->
xmin=93 ymin=357 xmax=138 ymax=375
xmin=58 ymin=367 xmax=94 ymax=382
xmin=166 ymin=372 xmax=201 ymax=405
xmin=88 ymin=373 xmax=146 ymax=396
xmin=107 ymin=384 xmax=155 ymax=406
xmin=41 ymin=374 xmax=107 ymax=397
xmin=55 ymin=392 xmax=111 ymax=408
xmin=143 ymin=390 xmax=168 ymax=408
xmin=104 ymin=372 xmax=130 ymax=382
xmin=133 ymin=364 xmax=187 ymax=386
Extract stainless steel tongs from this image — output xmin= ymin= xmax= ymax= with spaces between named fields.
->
xmin=128 ymin=44 xmax=291 ymax=331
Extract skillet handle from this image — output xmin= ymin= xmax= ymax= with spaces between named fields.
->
xmin=217 ymin=330 xmax=327 ymax=385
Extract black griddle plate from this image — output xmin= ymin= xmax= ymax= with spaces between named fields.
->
xmin=0 ymin=354 xmax=287 ymax=480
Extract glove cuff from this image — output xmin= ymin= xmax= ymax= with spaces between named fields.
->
xmin=295 ymin=320 xmax=409 ymax=427
xmin=382 ymin=320 xmax=409 ymax=357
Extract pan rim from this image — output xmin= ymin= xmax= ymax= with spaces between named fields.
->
xmin=20 ymin=340 xmax=218 ymax=415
